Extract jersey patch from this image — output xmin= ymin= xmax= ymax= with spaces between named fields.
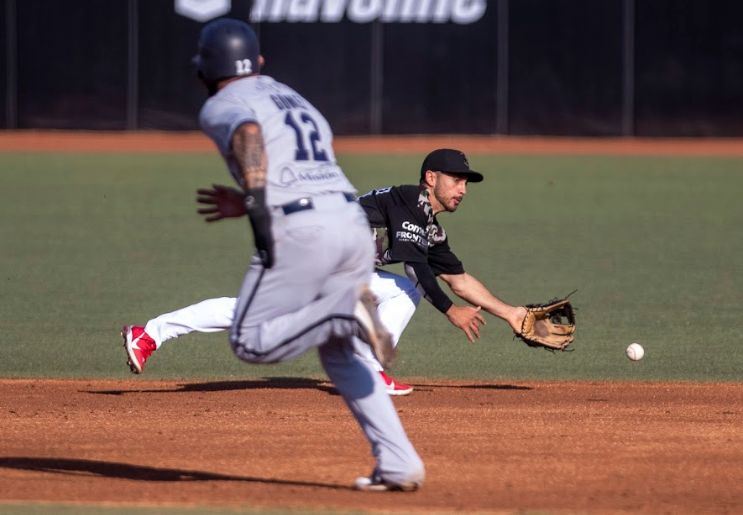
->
xmin=278 ymin=163 xmax=344 ymax=187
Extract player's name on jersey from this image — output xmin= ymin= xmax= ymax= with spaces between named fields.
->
xmin=250 ymin=0 xmax=487 ymax=24
xmin=271 ymin=94 xmax=308 ymax=111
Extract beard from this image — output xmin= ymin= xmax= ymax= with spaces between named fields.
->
xmin=433 ymin=185 xmax=462 ymax=212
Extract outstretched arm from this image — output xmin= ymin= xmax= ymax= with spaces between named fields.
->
xmin=438 ymin=272 xmax=526 ymax=332
xmin=405 ymin=262 xmax=486 ymax=343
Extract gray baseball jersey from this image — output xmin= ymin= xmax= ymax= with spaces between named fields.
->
xmin=199 ymin=75 xmax=356 ymax=205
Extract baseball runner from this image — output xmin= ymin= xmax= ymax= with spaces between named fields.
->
xmin=121 ymin=17 xmax=424 ymax=492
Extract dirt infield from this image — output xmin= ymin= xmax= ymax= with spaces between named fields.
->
xmin=1 ymin=379 xmax=741 ymax=514
xmin=1 ymin=130 xmax=743 ymax=156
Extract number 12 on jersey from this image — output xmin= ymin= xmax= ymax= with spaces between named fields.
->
xmin=285 ymin=111 xmax=329 ymax=162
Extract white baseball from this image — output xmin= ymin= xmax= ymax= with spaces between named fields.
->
xmin=626 ymin=343 xmax=644 ymax=361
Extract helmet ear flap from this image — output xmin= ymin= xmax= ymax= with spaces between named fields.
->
xmin=196 ymin=70 xmax=219 ymax=96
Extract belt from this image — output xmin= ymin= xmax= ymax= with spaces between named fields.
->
xmin=280 ymin=192 xmax=356 ymax=215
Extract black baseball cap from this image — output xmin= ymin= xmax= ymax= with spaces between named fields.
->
xmin=419 ymin=148 xmax=484 ymax=183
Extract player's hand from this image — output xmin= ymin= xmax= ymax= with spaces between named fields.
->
xmin=196 ymin=184 xmax=247 ymax=222
xmin=446 ymin=305 xmax=486 ymax=343
xmin=508 ymin=306 xmax=529 ymax=333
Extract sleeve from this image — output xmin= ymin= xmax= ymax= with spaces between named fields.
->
xmin=199 ymin=96 xmax=258 ymax=154
xmin=357 ymin=189 xmax=385 ymax=227
xmin=427 ymin=239 xmax=465 ymax=276
xmin=404 ymin=261 xmax=454 ymax=314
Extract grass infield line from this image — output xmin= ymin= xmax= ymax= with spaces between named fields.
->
xmin=1 ymin=130 xmax=743 ymax=156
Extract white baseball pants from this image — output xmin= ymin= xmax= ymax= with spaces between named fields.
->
xmin=143 ymin=270 xmax=420 ymax=371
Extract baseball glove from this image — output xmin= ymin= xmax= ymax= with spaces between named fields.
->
xmin=515 ymin=296 xmax=576 ymax=351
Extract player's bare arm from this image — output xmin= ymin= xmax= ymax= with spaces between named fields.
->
xmin=232 ymin=122 xmax=267 ymax=189
xmin=439 ymin=272 xmax=527 ymax=333
xmin=193 ymin=122 xmax=266 ymax=222
xmin=405 ymin=260 xmax=485 ymax=342
xmin=232 ymin=121 xmax=274 ymax=268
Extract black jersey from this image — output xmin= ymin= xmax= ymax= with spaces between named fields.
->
xmin=358 ymin=185 xmax=464 ymax=276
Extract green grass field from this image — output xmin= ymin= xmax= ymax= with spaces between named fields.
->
xmin=1 ymin=151 xmax=741 ymax=381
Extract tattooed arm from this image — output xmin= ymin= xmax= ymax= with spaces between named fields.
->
xmin=195 ymin=123 xmax=267 ymax=223
xmin=233 ymin=122 xmax=267 ymax=190
xmin=232 ymin=122 xmax=274 ymax=268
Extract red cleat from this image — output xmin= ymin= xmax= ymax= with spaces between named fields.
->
xmin=121 ymin=325 xmax=156 ymax=374
xmin=379 ymin=371 xmax=413 ymax=396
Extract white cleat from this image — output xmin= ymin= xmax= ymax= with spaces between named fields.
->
xmin=353 ymin=474 xmax=420 ymax=492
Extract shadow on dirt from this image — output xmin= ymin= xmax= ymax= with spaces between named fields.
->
xmin=0 ymin=457 xmax=347 ymax=489
xmin=456 ymin=384 xmax=532 ymax=390
xmin=83 ymin=378 xmax=532 ymax=396
xmin=83 ymin=377 xmax=337 ymax=395
xmin=410 ymin=383 xmax=532 ymax=392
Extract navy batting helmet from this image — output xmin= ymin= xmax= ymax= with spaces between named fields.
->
xmin=193 ymin=18 xmax=260 ymax=85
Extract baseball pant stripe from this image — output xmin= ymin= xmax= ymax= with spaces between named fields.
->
xmin=233 ymin=314 xmax=360 ymax=359
xmin=231 ymin=264 xmax=266 ymax=343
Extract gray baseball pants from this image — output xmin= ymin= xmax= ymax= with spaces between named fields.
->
xmin=229 ymin=193 xmax=424 ymax=486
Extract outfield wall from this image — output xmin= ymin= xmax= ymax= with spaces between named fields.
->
xmin=2 ymin=0 xmax=742 ymax=136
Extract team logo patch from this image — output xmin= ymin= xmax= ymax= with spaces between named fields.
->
xmin=396 ymin=221 xmax=428 ymax=248
xmin=279 ymin=164 xmax=343 ymax=187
